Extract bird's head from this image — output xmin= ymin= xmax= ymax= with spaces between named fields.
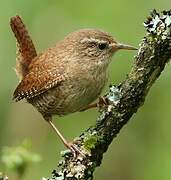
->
xmin=62 ymin=29 xmax=137 ymax=68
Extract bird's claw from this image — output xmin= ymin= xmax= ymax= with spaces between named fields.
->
xmin=98 ymin=96 xmax=108 ymax=107
xmin=66 ymin=142 xmax=85 ymax=158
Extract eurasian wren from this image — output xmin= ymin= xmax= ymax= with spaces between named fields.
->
xmin=10 ymin=15 xmax=137 ymax=155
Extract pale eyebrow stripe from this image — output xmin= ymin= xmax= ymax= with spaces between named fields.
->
xmin=80 ymin=37 xmax=107 ymax=44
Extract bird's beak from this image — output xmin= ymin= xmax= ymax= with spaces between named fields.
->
xmin=112 ymin=42 xmax=138 ymax=51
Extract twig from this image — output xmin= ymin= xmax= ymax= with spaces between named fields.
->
xmin=43 ymin=10 xmax=171 ymax=180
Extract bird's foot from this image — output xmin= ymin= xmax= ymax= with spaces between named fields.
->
xmin=98 ymin=96 xmax=108 ymax=107
xmin=65 ymin=142 xmax=85 ymax=158
xmin=80 ymin=96 xmax=108 ymax=112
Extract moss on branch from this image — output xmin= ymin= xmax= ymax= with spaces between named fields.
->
xmin=43 ymin=10 xmax=171 ymax=180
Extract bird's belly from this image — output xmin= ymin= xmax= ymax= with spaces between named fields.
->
xmin=29 ymin=73 xmax=107 ymax=116
xmin=63 ymin=82 xmax=103 ymax=113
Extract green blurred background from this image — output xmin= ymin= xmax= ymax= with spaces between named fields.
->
xmin=0 ymin=0 xmax=171 ymax=179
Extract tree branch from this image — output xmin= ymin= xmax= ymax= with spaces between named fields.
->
xmin=43 ymin=10 xmax=171 ymax=180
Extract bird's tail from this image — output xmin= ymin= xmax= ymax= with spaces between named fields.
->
xmin=10 ymin=15 xmax=37 ymax=80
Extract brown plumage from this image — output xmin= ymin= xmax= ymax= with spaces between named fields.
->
xmin=10 ymin=15 xmax=37 ymax=79
xmin=11 ymin=15 xmax=137 ymax=155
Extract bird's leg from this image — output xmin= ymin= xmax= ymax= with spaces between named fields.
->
xmin=80 ymin=96 xmax=108 ymax=111
xmin=45 ymin=117 xmax=84 ymax=157
xmin=80 ymin=102 xmax=97 ymax=111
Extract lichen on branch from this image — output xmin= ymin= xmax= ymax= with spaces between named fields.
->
xmin=43 ymin=9 xmax=171 ymax=180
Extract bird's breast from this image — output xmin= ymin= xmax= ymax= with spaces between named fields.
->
xmin=58 ymin=67 xmax=107 ymax=114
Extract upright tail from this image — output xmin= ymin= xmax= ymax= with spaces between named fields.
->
xmin=10 ymin=15 xmax=37 ymax=79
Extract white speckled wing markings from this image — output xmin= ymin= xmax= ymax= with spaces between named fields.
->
xmin=13 ymin=66 xmax=66 ymax=101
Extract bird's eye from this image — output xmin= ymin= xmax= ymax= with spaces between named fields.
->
xmin=98 ymin=43 xmax=107 ymax=50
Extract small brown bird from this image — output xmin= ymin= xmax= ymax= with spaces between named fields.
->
xmin=10 ymin=16 xmax=137 ymax=154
